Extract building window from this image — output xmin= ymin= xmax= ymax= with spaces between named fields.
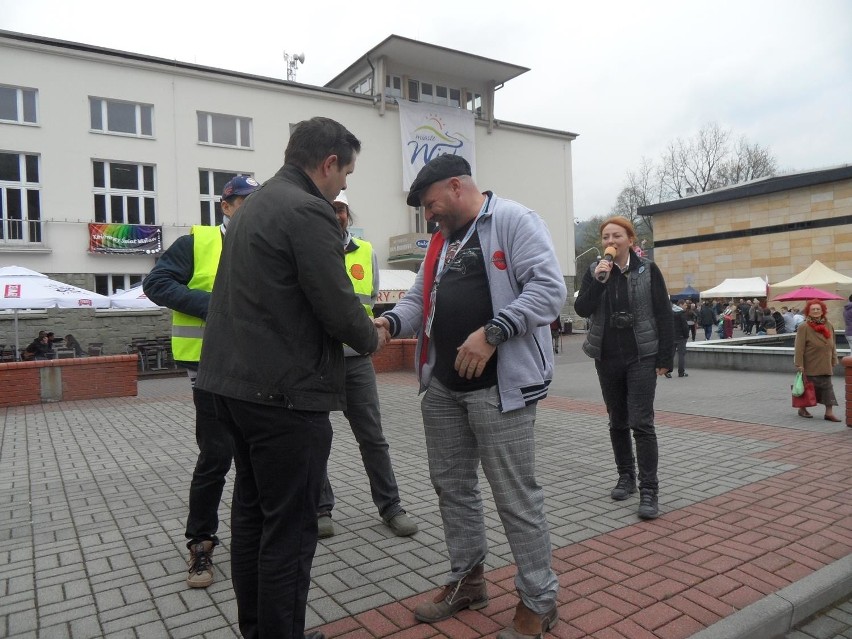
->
xmin=0 ymin=85 xmax=38 ymax=125
xmin=350 ymin=74 xmax=373 ymax=95
xmin=199 ymin=169 xmax=251 ymax=226
xmin=95 ymin=274 xmax=144 ymax=297
xmin=405 ymin=79 xmax=462 ymax=108
xmin=197 ymin=112 xmax=252 ymax=148
xmin=92 ymin=161 xmax=156 ymax=225
xmin=0 ymin=152 xmax=42 ymax=244
xmin=385 ymin=75 xmax=402 ymax=101
xmin=466 ymin=91 xmax=483 ymax=118
xmin=89 ymin=97 xmax=153 ymax=137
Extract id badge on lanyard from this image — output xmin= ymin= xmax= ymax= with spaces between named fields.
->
xmin=424 ymin=195 xmax=490 ymax=338
xmin=425 ymin=239 xmax=463 ymax=337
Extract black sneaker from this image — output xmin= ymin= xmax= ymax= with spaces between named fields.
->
xmin=664 ymin=372 xmax=672 ymax=378
xmin=678 ymin=372 xmax=688 ymax=377
xmin=610 ymin=474 xmax=636 ymax=501
xmin=638 ymin=489 xmax=659 ymax=519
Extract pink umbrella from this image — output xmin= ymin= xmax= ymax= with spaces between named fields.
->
xmin=772 ymin=286 xmax=844 ymax=302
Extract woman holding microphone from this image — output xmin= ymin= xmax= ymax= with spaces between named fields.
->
xmin=575 ymin=216 xmax=673 ymax=519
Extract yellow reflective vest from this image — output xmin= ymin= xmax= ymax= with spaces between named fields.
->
xmin=171 ymin=226 xmax=222 ymax=363
xmin=345 ymin=238 xmax=374 ymax=318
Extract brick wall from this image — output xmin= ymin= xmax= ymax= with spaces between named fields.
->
xmin=0 ymin=364 xmax=41 ymax=407
xmin=0 ymin=355 xmax=138 ymax=408
xmin=371 ymin=339 xmax=417 ymax=374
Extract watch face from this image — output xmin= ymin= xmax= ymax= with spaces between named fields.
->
xmin=485 ymin=325 xmax=503 ymax=345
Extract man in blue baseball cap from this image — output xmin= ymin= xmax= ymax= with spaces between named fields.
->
xmin=144 ymin=173 xmax=260 ymax=589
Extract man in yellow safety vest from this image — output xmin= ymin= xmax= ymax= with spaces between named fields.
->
xmin=316 ymin=191 xmax=418 ymax=539
xmin=143 ymin=174 xmax=259 ymax=588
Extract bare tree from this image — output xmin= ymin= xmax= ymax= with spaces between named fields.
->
xmin=660 ymin=122 xmax=731 ymax=198
xmin=610 ymin=158 xmax=657 ymax=237
xmin=612 ymin=122 xmax=778 ymax=212
xmin=608 ymin=122 xmax=779 ymax=243
xmin=717 ymin=136 xmax=778 ymax=186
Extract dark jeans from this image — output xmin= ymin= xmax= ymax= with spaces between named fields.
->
xmin=673 ymin=338 xmax=687 ymax=375
xmin=595 ymin=357 xmax=659 ymax=492
xmin=214 ymin=394 xmax=332 ymax=639
xmin=317 ymin=355 xmax=402 ymax=522
xmin=185 ymin=385 xmax=234 ymax=547
xmin=702 ymin=323 xmax=713 ymax=340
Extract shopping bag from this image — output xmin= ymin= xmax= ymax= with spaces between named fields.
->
xmin=791 ymin=376 xmax=817 ymax=408
xmin=791 ymin=372 xmax=805 ymax=397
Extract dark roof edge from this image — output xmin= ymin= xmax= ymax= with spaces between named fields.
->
xmin=638 ymin=164 xmax=852 ymax=216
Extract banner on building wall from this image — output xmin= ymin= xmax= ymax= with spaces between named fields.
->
xmin=398 ymin=100 xmax=476 ymax=193
xmin=88 ymin=223 xmax=162 ymax=254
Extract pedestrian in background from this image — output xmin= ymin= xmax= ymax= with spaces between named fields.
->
xmin=668 ymin=301 xmax=689 ymax=378
xmin=698 ymin=300 xmax=716 ymax=340
xmin=794 ymin=299 xmax=840 ymax=422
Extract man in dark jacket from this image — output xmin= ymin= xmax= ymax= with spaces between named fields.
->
xmin=195 ymin=117 xmax=388 ymax=639
xmin=669 ymin=301 xmax=690 ymax=378
xmin=698 ymin=301 xmax=716 ymax=340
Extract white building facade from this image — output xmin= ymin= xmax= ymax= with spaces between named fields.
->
xmin=0 ymin=30 xmax=577 ymax=297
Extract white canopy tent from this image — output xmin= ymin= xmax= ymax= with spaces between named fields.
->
xmin=0 ymin=265 xmax=110 ymax=358
xmin=771 ymin=260 xmax=852 ymax=288
xmin=699 ymin=277 xmax=767 ymax=300
xmin=770 ymin=260 xmax=852 ymax=327
xmin=377 ymin=269 xmax=416 ymax=304
xmin=109 ymin=285 xmax=161 ymax=309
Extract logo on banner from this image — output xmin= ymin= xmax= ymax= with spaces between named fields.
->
xmin=407 ymin=113 xmax=470 ymax=165
xmin=398 ymin=101 xmax=476 ymax=192
xmin=4 ymin=284 xmax=21 ymax=298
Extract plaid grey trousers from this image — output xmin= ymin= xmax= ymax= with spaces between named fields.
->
xmin=421 ymin=379 xmax=558 ymax=612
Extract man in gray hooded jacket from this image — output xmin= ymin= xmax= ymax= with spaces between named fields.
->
xmin=376 ymin=155 xmax=565 ymax=639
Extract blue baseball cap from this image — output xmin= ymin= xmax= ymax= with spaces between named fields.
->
xmin=221 ymin=175 xmax=260 ymax=200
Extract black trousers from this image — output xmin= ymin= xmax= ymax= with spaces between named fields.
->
xmin=185 ymin=386 xmax=233 ymax=547
xmin=214 ymin=394 xmax=332 ymax=639
xmin=595 ymin=357 xmax=659 ymax=492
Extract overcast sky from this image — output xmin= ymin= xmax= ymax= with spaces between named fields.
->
xmin=2 ymin=0 xmax=850 ymax=220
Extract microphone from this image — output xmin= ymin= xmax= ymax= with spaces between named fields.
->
xmin=596 ymin=247 xmax=617 ymax=283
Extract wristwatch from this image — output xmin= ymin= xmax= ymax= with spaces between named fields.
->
xmin=484 ymin=321 xmax=508 ymax=346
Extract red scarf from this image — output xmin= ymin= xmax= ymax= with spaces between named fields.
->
xmin=418 ymin=233 xmax=446 ymax=375
xmin=806 ymin=317 xmax=831 ymax=339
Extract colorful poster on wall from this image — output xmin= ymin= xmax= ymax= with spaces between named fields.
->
xmin=398 ymin=100 xmax=476 ymax=193
xmin=88 ymin=224 xmax=162 ymax=254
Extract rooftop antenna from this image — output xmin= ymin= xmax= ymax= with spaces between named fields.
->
xmin=283 ymin=51 xmax=305 ymax=82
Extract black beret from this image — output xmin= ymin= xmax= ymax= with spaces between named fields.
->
xmin=406 ymin=155 xmax=472 ymax=207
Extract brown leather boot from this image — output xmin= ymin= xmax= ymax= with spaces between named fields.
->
xmin=414 ymin=564 xmax=488 ymax=622
xmin=496 ymin=600 xmax=558 ymax=639
xmin=186 ymin=540 xmax=215 ymax=588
